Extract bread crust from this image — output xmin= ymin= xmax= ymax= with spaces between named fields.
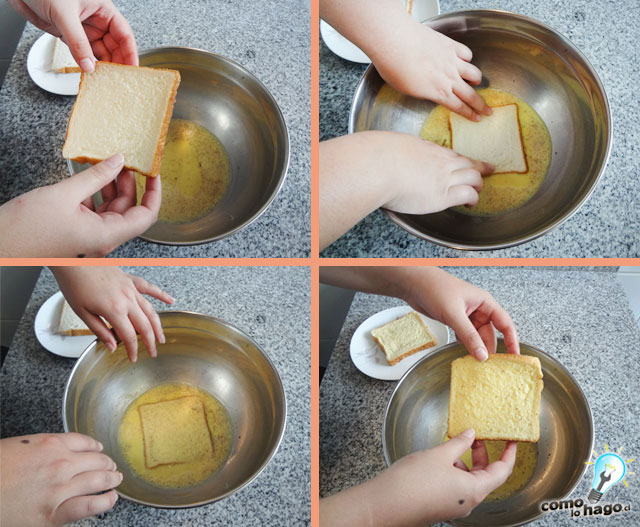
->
xmin=447 ymin=353 xmax=543 ymax=442
xmin=62 ymin=61 xmax=181 ymax=178
xmin=59 ymin=328 xmax=93 ymax=336
xmin=448 ymin=103 xmax=529 ymax=175
xmin=54 ymin=66 xmax=82 ymax=74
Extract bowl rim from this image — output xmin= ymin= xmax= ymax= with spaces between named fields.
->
xmin=67 ymin=45 xmax=291 ymax=247
xmin=62 ymin=309 xmax=288 ymax=509
xmin=347 ymin=9 xmax=612 ymax=250
xmin=381 ymin=340 xmax=594 ymax=527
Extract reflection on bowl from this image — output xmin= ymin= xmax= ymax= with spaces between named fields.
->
xmin=63 ymin=311 xmax=286 ymax=508
xmin=68 ymin=47 xmax=289 ymax=245
xmin=350 ymin=10 xmax=611 ymax=249
xmin=383 ymin=340 xmax=593 ymax=526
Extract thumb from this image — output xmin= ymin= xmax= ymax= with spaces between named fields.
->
xmin=441 ymin=428 xmax=476 ymax=459
xmin=63 ymin=155 xmax=124 ymax=202
xmin=53 ymin=9 xmax=95 ymax=72
xmin=448 ymin=308 xmax=489 ymax=361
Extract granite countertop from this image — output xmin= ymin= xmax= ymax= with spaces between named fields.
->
xmin=1 ymin=266 xmax=310 ymax=526
xmin=320 ymin=267 xmax=640 ymax=526
xmin=320 ymin=0 xmax=640 ymax=257
xmin=0 ymin=0 xmax=310 ymax=258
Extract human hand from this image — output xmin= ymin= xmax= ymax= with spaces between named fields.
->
xmin=51 ymin=266 xmax=174 ymax=361
xmin=8 ymin=0 xmax=137 ymax=72
xmin=402 ymin=268 xmax=520 ymax=360
xmin=320 ymin=429 xmax=516 ymax=527
xmin=0 ymin=154 xmax=161 ymax=257
xmin=371 ymin=19 xmax=490 ymax=122
xmin=0 ymin=433 xmax=121 ymax=527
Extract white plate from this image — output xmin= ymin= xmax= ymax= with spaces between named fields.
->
xmin=27 ymin=33 xmax=81 ymax=96
xmin=320 ymin=0 xmax=440 ymax=64
xmin=350 ymin=305 xmax=450 ymax=381
xmin=34 ymin=291 xmax=95 ymax=358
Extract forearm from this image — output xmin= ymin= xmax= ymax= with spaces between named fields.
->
xmin=320 ymin=479 xmax=379 ymax=527
xmin=320 ymin=134 xmax=395 ymax=249
xmin=320 ymin=0 xmax=414 ymax=64
xmin=319 ymin=266 xmax=443 ymax=302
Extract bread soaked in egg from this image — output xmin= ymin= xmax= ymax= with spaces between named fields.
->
xmin=420 ymin=88 xmax=551 ymax=215
xmin=118 ymin=382 xmax=232 ymax=488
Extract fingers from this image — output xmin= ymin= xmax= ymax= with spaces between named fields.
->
xmin=456 ymin=43 xmax=473 ymax=62
xmin=451 ymin=168 xmax=484 ymax=192
xmin=52 ymin=8 xmax=95 ymax=72
xmin=476 ymin=322 xmax=497 ymax=355
xmin=453 ymin=82 xmax=492 ymax=118
xmin=54 ymin=490 xmax=118 ymax=526
xmin=107 ymin=9 xmax=139 ymax=66
xmin=127 ymin=305 xmax=157 ymax=358
xmin=440 ymin=429 xmax=476 ymax=459
xmin=475 ymin=442 xmax=517 ymax=492
xmin=458 ymin=156 xmax=494 ymax=177
xmin=104 ymin=171 xmax=138 ymax=214
xmin=443 ymin=92 xmax=479 ymax=122
xmin=136 ymin=295 xmax=166 ymax=349
xmin=131 ymin=275 xmax=174 ymax=305
xmin=447 ymin=185 xmax=479 ymax=208
xmin=488 ymin=304 xmax=520 ymax=355
xmin=453 ymin=458 xmax=469 ymax=471
xmin=75 ymin=308 xmax=117 ymax=352
xmin=471 ymin=440 xmax=489 ymax=470
xmin=449 ymin=308 xmax=489 ymax=361
xmin=142 ymin=174 xmax=162 ymax=212
xmin=97 ymin=180 xmax=119 ymax=213
xmin=62 ymin=155 xmax=124 ymax=203
xmin=109 ymin=317 xmax=139 ymax=362
xmin=66 ymin=452 xmax=116 ymax=475
xmin=457 ymin=60 xmax=483 ymax=86
xmin=66 ymin=469 xmax=122 ymax=498
xmin=55 ymin=433 xmax=103 ymax=453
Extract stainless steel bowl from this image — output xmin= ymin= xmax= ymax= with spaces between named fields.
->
xmin=62 ymin=311 xmax=286 ymax=508
xmin=350 ymin=10 xmax=611 ymax=250
xmin=68 ymin=47 xmax=290 ymax=245
xmin=383 ymin=340 xmax=593 ymax=526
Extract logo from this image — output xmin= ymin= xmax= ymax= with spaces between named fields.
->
xmin=540 ymin=443 xmax=634 ymax=520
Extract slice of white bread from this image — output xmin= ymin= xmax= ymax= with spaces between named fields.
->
xmin=449 ymin=104 xmax=528 ymax=174
xmin=448 ymin=354 xmax=543 ymax=442
xmin=371 ymin=311 xmax=437 ymax=366
xmin=138 ymin=395 xmax=214 ymax=469
xmin=57 ymin=299 xmax=92 ymax=335
xmin=51 ymin=38 xmax=80 ymax=73
xmin=62 ymin=61 xmax=181 ymax=177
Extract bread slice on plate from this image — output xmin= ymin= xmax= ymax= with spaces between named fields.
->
xmin=447 ymin=354 xmax=543 ymax=442
xmin=62 ymin=61 xmax=181 ymax=177
xmin=371 ymin=311 xmax=437 ymax=366
xmin=449 ymin=103 xmax=528 ymax=174
xmin=139 ymin=395 xmax=214 ymax=469
xmin=58 ymin=299 xmax=92 ymax=336
xmin=51 ymin=38 xmax=81 ymax=73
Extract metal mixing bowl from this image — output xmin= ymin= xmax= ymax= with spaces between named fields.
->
xmin=350 ymin=10 xmax=611 ymax=249
xmin=383 ymin=340 xmax=593 ymax=526
xmin=68 ymin=47 xmax=289 ymax=245
xmin=62 ymin=311 xmax=286 ymax=508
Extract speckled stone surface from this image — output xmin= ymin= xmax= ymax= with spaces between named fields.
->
xmin=0 ymin=0 xmax=310 ymax=258
xmin=320 ymin=0 xmax=640 ymax=257
xmin=1 ymin=266 xmax=310 ymax=526
xmin=320 ymin=267 xmax=640 ymax=525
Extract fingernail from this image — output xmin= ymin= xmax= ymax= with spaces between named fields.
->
xmin=485 ymin=107 xmax=493 ymax=115
xmin=462 ymin=428 xmax=475 ymax=439
xmin=474 ymin=113 xmax=482 ymax=122
xmin=487 ymin=163 xmax=495 ymax=172
xmin=108 ymin=341 xmax=116 ymax=352
xmin=113 ymin=493 xmax=118 ymax=503
xmin=79 ymin=58 xmax=94 ymax=73
xmin=472 ymin=440 xmax=481 ymax=448
xmin=475 ymin=347 xmax=489 ymax=361
xmin=159 ymin=333 xmax=166 ymax=344
xmin=97 ymin=441 xmax=104 ymax=451
xmin=117 ymin=471 xmax=123 ymax=483
xmin=105 ymin=154 xmax=124 ymax=168
xmin=131 ymin=354 xmax=137 ymax=363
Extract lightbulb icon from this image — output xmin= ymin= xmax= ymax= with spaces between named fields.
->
xmin=588 ymin=452 xmax=626 ymax=503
